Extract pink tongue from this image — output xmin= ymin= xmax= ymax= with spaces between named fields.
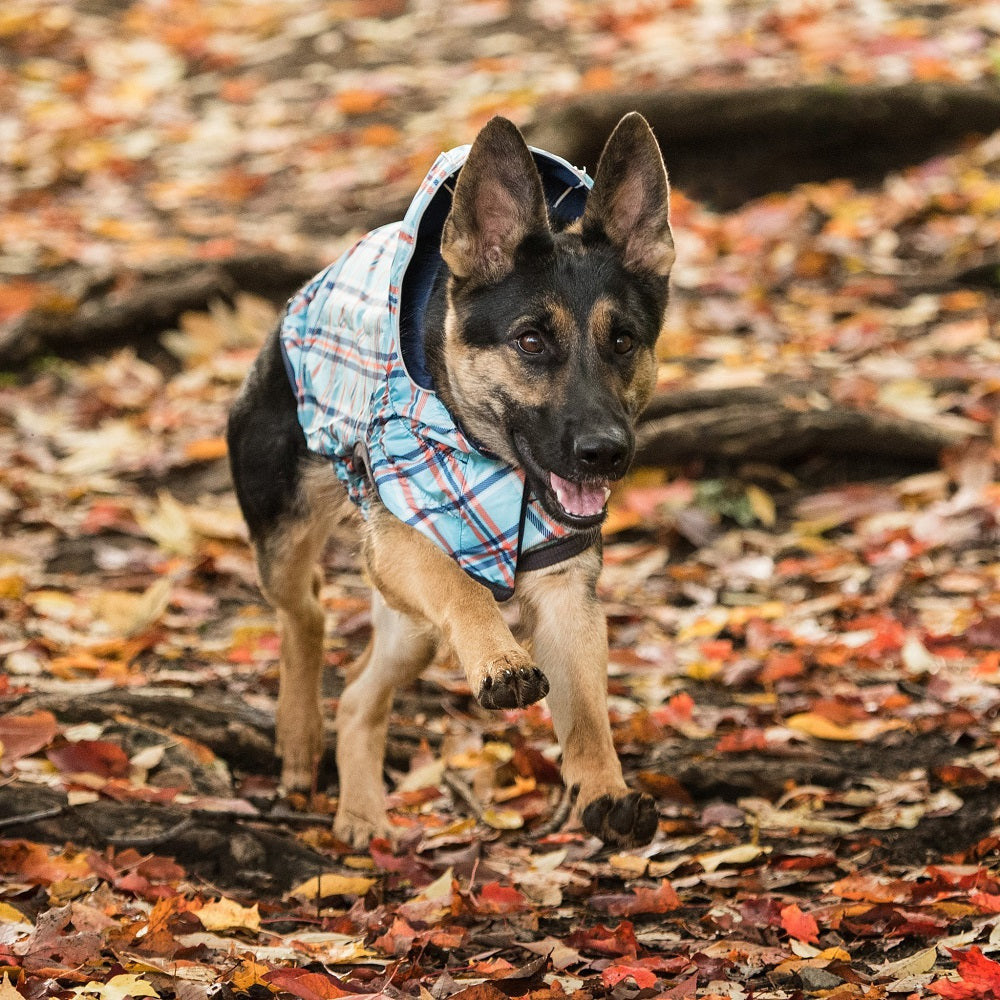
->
xmin=549 ymin=472 xmax=610 ymax=518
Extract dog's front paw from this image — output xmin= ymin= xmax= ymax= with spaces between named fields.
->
xmin=582 ymin=790 xmax=658 ymax=848
xmin=477 ymin=654 xmax=549 ymax=710
xmin=334 ymin=807 xmax=392 ymax=849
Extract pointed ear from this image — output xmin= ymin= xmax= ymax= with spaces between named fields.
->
xmin=441 ymin=116 xmax=549 ymax=284
xmin=582 ymin=112 xmax=674 ymax=277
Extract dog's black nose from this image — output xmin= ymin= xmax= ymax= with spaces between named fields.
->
xmin=574 ymin=429 xmax=630 ymax=475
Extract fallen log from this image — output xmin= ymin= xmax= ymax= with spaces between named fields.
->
xmin=527 ymin=82 xmax=1000 ymax=210
xmin=635 ymin=387 xmax=966 ymax=466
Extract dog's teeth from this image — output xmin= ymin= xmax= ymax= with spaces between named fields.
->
xmin=601 ymin=487 xmax=611 ymax=505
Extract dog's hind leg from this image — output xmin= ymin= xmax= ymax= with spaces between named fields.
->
xmin=228 ymin=330 xmax=345 ymax=792
xmin=334 ymin=591 xmax=437 ymax=846
xmin=518 ymin=548 xmax=658 ymax=849
xmin=255 ymin=494 xmax=337 ymax=793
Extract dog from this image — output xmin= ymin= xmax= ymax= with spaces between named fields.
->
xmin=227 ymin=112 xmax=674 ymax=848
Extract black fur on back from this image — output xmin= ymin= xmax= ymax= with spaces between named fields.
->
xmin=227 ymin=327 xmax=309 ymax=541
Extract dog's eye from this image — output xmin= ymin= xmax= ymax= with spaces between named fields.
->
xmin=516 ymin=331 xmax=545 ymax=356
xmin=613 ymin=332 xmax=634 ymax=355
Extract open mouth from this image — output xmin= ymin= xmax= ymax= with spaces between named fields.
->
xmin=513 ymin=434 xmax=613 ymax=528
xmin=549 ymin=471 xmax=611 ymax=520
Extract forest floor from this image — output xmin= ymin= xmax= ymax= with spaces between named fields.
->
xmin=2 ymin=2 xmax=1000 ymax=999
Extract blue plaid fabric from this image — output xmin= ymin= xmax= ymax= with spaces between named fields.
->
xmin=280 ymin=144 xmax=595 ymax=599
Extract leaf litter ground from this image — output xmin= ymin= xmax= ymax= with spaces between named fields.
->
xmin=2 ymin=2 xmax=1000 ymax=999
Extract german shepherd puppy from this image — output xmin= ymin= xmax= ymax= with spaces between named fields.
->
xmin=227 ymin=113 xmax=674 ymax=848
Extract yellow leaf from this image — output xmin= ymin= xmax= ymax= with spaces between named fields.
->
xmin=413 ymin=868 xmax=454 ymax=903
xmin=493 ymin=775 xmax=536 ymax=803
xmin=90 ymin=576 xmax=172 ymax=637
xmin=70 ymin=974 xmax=160 ymax=999
xmin=136 ymin=490 xmax=195 ymax=555
xmin=195 ymin=897 xmax=260 ymax=932
xmin=0 ymin=903 xmax=31 ymax=924
xmin=0 ymin=976 xmax=24 ymax=1000
xmin=746 ymin=484 xmax=776 ymax=527
xmin=697 ymin=843 xmax=771 ymax=872
xmin=229 ymin=958 xmax=274 ymax=992
xmin=786 ymin=712 xmax=861 ymax=741
xmin=288 ymin=873 xmax=376 ymax=900
xmin=482 ymin=807 xmax=523 ymax=830
xmin=609 ymin=854 xmax=649 ymax=879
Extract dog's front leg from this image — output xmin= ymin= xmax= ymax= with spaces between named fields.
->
xmin=364 ymin=502 xmax=549 ymax=710
xmin=518 ymin=548 xmax=658 ymax=848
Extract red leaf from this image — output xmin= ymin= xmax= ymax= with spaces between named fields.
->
xmin=930 ymin=948 xmax=1000 ymax=999
xmin=263 ymin=968 xmax=351 ymax=1000
xmin=0 ymin=710 xmax=59 ymax=771
xmin=47 ymin=739 xmax=130 ymax=778
xmin=780 ymin=902 xmax=819 ymax=943
xmin=602 ymin=964 xmax=658 ymax=989
xmin=715 ymin=728 xmax=768 ymax=754
xmin=475 ymin=881 xmax=530 ymax=915
xmin=566 ymin=921 xmax=638 ymax=958
xmin=373 ymin=916 xmax=417 ymax=956
xmin=970 ymin=892 xmax=1000 ymax=914
xmin=590 ymin=880 xmax=681 ymax=916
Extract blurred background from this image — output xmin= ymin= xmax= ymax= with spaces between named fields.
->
xmin=2 ymin=4 xmax=1000 ymax=988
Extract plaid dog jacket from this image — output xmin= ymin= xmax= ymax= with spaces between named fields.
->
xmin=280 ymin=144 xmax=598 ymax=600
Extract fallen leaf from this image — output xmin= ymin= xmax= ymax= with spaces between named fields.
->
xmin=194 ymin=897 xmax=260 ymax=932
xmin=288 ymin=874 xmax=376 ymax=900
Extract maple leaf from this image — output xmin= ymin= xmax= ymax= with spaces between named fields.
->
xmin=930 ymin=948 xmax=1000 ymax=999
xmin=780 ymin=902 xmax=820 ymax=944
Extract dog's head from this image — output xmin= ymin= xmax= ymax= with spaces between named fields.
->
xmin=431 ymin=113 xmax=674 ymax=529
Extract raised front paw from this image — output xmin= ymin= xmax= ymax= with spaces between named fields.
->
xmin=477 ymin=654 xmax=550 ymax=710
xmin=582 ymin=790 xmax=658 ymax=848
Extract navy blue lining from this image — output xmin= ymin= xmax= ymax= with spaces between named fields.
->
xmin=398 ymin=153 xmax=590 ymax=393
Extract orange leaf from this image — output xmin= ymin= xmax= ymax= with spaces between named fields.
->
xmin=336 ymin=89 xmax=386 ymax=116
xmin=780 ymin=902 xmax=819 ymax=943
xmin=602 ymin=964 xmax=658 ymax=989
xmin=361 ymin=124 xmax=402 ymax=147
xmin=0 ymin=710 xmax=59 ymax=771
xmin=184 ymin=437 xmax=228 ymax=462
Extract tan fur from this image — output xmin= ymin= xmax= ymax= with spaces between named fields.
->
xmin=251 ymin=452 xmax=629 ymax=845
xmin=255 ymin=459 xmax=353 ymax=793
xmin=515 ymin=549 xmax=629 ymax=814
xmin=439 ymin=306 xmax=550 ymax=460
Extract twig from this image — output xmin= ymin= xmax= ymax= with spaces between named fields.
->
xmin=107 ymin=816 xmax=195 ymax=848
xmin=0 ymin=805 xmax=67 ymax=831
xmin=442 ymin=771 xmax=485 ymax=821
xmin=532 ymin=784 xmax=578 ymax=839
xmin=104 ymin=805 xmax=335 ymax=849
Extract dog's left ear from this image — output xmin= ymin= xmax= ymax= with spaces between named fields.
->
xmin=582 ymin=113 xmax=674 ymax=277
xmin=441 ymin=116 xmax=549 ymax=284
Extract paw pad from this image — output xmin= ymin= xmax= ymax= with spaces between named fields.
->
xmin=582 ymin=790 xmax=658 ymax=847
xmin=478 ymin=665 xmax=549 ymax=709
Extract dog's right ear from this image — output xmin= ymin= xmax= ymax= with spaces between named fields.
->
xmin=441 ymin=117 xmax=549 ymax=285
